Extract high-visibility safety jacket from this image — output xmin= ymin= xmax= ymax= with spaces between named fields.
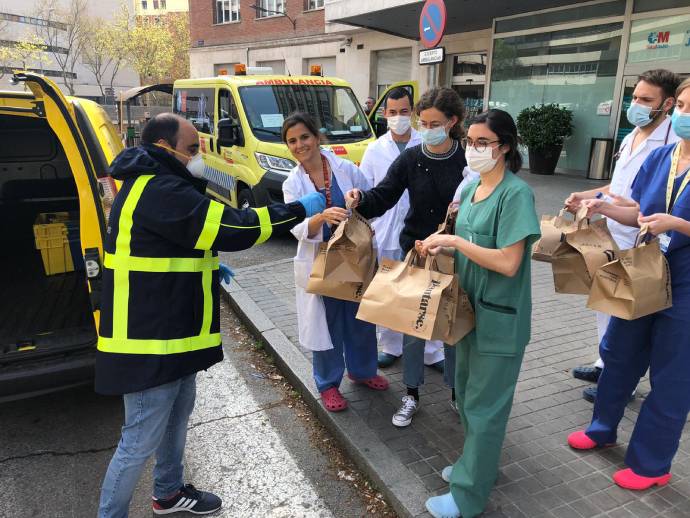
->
xmin=95 ymin=145 xmax=306 ymax=395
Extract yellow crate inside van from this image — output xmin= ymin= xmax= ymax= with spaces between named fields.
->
xmin=33 ymin=213 xmax=75 ymax=275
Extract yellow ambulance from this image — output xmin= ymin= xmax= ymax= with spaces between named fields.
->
xmin=172 ymin=66 xmax=416 ymax=208
xmin=0 ymin=72 xmax=121 ymax=401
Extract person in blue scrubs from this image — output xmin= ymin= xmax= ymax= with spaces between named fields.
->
xmin=282 ymin=112 xmax=389 ymax=413
xmin=567 ymin=78 xmax=690 ymax=491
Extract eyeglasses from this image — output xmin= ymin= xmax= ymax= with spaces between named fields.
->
xmin=460 ymin=138 xmax=500 ymax=153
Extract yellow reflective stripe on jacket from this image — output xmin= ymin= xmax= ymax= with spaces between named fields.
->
xmin=200 ymin=250 xmax=215 ymax=336
xmin=104 ymin=173 xmax=220 ymax=356
xmin=253 ymin=206 xmax=272 ymax=245
xmin=104 ymin=252 xmax=217 ymax=272
xmin=98 ymin=333 xmax=221 ymax=355
xmin=112 ymin=175 xmax=154 ymax=340
xmin=194 ymin=200 xmax=224 ymax=250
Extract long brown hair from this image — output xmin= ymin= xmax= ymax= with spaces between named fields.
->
xmin=414 ymin=87 xmax=466 ymax=139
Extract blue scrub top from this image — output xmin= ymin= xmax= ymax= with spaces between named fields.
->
xmin=631 ymin=143 xmax=690 ymax=319
xmin=320 ymin=172 xmax=346 ymax=241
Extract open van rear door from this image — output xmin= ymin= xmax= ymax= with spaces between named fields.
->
xmin=369 ymin=81 xmax=419 ymax=138
xmin=12 ymin=72 xmax=108 ymax=329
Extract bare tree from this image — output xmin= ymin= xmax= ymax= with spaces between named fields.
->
xmin=0 ymin=16 xmax=11 ymax=80
xmin=34 ymin=0 xmax=87 ymax=95
xmin=81 ymin=18 xmax=110 ymax=99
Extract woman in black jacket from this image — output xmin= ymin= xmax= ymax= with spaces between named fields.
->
xmin=345 ymin=87 xmax=467 ymax=427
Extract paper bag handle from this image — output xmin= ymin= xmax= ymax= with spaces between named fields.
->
xmin=634 ymin=224 xmax=653 ymax=248
xmin=575 ymin=205 xmax=590 ymax=229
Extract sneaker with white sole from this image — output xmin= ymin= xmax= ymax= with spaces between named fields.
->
xmin=152 ymin=484 xmax=222 ymax=515
xmin=392 ymin=395 xmax=418 ymax=427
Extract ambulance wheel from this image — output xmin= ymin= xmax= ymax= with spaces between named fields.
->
xmin=238 ymin=188 xmax=255 ymax=209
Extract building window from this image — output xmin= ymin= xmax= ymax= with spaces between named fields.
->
xmin=489 ymin=22 xmax=623 ymax=173
xmin=153 ymin=0 xmax=159 ymax=9
xmin=215 ymin=0 xmax=240 ymax=23
xmin=161 ymin=0 xmax=166 ymax=8
xmin=305 ymin=0 xmax=324 ymax=10
xmin=256 ymin=0 xmax=284 ymax=18
xmin=141 ymin=0 xmax=147 ymax=9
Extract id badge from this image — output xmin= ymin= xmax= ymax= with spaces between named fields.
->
xmin=659 ymin=233 xmax=671 ymax=253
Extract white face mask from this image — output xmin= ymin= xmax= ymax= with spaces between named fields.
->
xmin=186 ymin=153 xmax=206 ymax=179
xmin=387 ymin=115 xmax=411 ymax=136
xmin=465 ymin=145 xmax=500 ymax=174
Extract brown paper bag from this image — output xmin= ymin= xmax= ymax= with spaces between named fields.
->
xmin=532 ymin=208 xmax=589 ymax=262
xmin=551 ymin=218 xmax=619 ymax=295
xmin=306 ymin=242 xmax=376 ymax=302
xmin=587 ymin=228 xmax=672 ymax=320
xmin=433 ymin=206 xmax=457 ymax=275
xmin=356 ymin=251 xmax=474 ymax=344
xmin=323 ymin=210 xmax=375 ymax=282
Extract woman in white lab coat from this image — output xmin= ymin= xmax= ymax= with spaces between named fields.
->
xmin=282 ymin=112 xmax=389 ymax=412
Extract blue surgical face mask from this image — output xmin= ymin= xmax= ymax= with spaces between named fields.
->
xmin=672 ymin=110 xmax=690 ymax=139
xmin=419 ymin=124 xmax=449 ymax=146
xmin=627 ymin=102 xmax=655 ymax=127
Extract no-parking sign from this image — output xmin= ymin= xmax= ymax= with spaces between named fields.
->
xmin=419 ymin=0 xmax=446 ymax=49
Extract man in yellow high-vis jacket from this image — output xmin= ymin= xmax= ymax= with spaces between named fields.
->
xmin=96 ymin=114 xmax=325 ymax=517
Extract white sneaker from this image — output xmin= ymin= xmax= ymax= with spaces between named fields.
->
xmin=392 ymin=395 xmax=418 ymax=427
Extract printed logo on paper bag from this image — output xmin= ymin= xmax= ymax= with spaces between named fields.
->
xmin=415 ymin=279 xmax=440 ymax=330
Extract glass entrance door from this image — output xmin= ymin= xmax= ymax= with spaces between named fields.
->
xmin=613 ymin=76 xmax=637 ymax=154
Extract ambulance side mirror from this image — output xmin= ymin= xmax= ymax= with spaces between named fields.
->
xmin=218 ymin=118 xmax=243 ymax=148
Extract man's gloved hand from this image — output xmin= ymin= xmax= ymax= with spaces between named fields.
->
xmin=297 ymin=192 xmax=327 ymax=217
xmin=219 ymin=263 xmax=234 ymax=284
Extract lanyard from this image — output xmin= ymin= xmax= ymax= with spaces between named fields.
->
xmin=307 ymin=155 xmax=332 ymax=208
xmin=665 ymin=143 xmax=690 ymax=213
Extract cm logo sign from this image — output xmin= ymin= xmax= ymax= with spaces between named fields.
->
xmin=648 ymin=31 xmax=670 ymax=45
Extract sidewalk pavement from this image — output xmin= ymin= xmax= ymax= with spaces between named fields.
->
xmin=222 ymin=174 xmax=690 ymax=518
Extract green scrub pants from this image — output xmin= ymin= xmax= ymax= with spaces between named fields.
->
xmin=448 ymin=332 xmax=525 ymax=518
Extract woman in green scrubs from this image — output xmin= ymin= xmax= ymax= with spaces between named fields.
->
xmin=417 ymin=109 xmax=541 ymax=518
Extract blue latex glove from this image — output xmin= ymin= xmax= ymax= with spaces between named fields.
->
xmin=297 ymin=192 xmax=327 ymax=218
xmin=218 ymin=263 xmax=234 ymax=284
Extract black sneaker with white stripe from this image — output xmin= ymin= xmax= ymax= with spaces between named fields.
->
xmin=152 ymin=484 xmax=222 ymax=515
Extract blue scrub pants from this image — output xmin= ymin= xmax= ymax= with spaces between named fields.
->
xmin=312 ymin=296 xmax=378 ymax=393
xmin=586 ymin=312 xmax=690 ymax=477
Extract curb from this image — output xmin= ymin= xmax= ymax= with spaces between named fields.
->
xmin=221 ymin=278 xmax=433 ymax=518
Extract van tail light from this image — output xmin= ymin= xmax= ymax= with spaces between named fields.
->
xmin=97 ymin=177 xmax=118 ymax=222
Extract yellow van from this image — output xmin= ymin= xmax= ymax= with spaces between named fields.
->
xmin=172 ymin=68 xmax=416 ymax=208
xmin=0 ymin=72 xmax=121 ymax=401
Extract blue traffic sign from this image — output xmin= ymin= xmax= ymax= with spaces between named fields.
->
xmin=419 ymin=0 xmax=446 ymax=49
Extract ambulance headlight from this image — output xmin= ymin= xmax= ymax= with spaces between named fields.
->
xmin=255 ymin=152 xmax=296 ymax=173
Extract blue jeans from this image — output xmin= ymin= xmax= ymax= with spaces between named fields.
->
xmin=313 ymin=296 xmax=378 ymax=393
xmin=98 ymin=374 xmax=197 ymax=518
xmin=402 ymin=335 xmax=455 ymax=389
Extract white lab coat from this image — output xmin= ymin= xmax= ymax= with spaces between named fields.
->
xmin=607 ymin=116 xmax=679 ymax=249
xmin=282 ymin=149 xmax=372 ymax=351
xmin=360 ymin=129 xmax=422 ymax=254
xmin=452 ymin=166 xmax=481 ymax=204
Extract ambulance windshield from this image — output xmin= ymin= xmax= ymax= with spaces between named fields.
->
xmin=239 ymin=84 xmax=372 ymax=143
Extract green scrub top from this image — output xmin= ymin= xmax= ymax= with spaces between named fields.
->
xmin=455 ymin=172 xmax=541 ymax=355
